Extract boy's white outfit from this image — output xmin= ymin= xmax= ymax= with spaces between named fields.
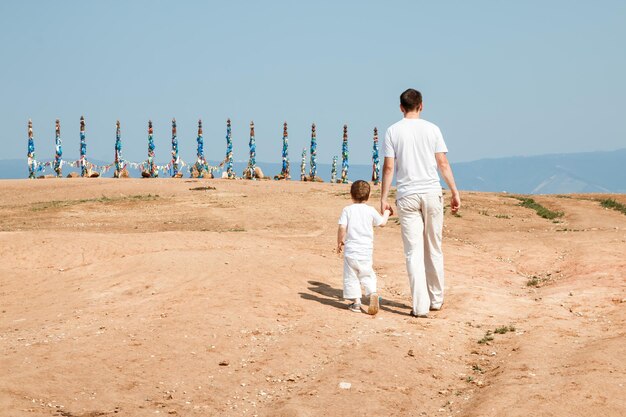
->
xmin=338 ymin=204 xmax=385 ymax=300
xmin=384 ymin=118 xmax=448 ymax=316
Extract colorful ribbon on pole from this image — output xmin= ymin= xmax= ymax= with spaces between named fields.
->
xmin=195 ymin=119 xmax=209 ymax=178
xmin=171 ymin=118 xmax=179 ymax=177
xmin=300 ymin=148 xmax=307 ymax=181
xmin=146 ymin=120 xmax=158 ymax=177
xmin=79 ymin=116 xmax=87 ymax=177
xmin=331 ymin=155 xmax=338 ymax=183
xmin=276 ymin=121 xmax=290 ymax=180
xmin=225 ymin=118 xmax=235 ymax=179
xmin=244 ymin=121 xmax=256 ymax=179
xmin=372 ymin=127 xmax=380 ymax=185
xmin=27 ymin=120 xmax=37 ymax=179
xmin=54 ymin=119 xmax=63 ymax=177
xmin=309 ymin=123 xmax=317 ymax=180
xmin=341 ymin=124 xmax=349 ymax=183
xmin=114 ymin=120 xmax=126 ymax=178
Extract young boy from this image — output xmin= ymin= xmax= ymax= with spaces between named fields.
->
xmin=337 ymin=180 xmax=391 ymax=314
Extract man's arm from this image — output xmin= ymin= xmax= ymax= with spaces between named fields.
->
xmin=435 ymin=152 xmax=460 ymax=213
xmin=337 ymin=225 xmax=346 ymax=253
xmin=380 ymin=157 xmax=395 ymax=214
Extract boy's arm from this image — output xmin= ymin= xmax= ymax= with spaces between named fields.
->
xmin=372 ymin=207 xmax=391 ymax=227
xmin=337 ymin=225 xmax=346 ymax=253
xmin=377 ymin=209 xmax=391 ymax=227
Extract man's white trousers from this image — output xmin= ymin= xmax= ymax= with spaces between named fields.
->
xmin=396 ymin=192 xmax=445 ymax=315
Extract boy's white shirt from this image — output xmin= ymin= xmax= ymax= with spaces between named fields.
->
xmin=338 ymin=203 xmax=385 ymax=260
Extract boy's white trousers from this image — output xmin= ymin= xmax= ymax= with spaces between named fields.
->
xmin=396 ymin=192 xmax=445 ymax=316
xmin=343 ymin=257 xmax=377 ymax=300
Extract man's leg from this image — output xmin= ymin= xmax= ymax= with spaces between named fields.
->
xmin=397 ymin=195 xmax=429 ymax=316
xmin=423 ymin=193 xmax=445 ymax=309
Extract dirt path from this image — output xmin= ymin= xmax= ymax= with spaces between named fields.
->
xmin=0 ymin=180 xmax=624 ymax=416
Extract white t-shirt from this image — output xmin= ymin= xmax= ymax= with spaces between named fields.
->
xmin=384 ymin=118 xmax=448 ymax=199
xmin=338 ymin=203 xmax=385 ymax=260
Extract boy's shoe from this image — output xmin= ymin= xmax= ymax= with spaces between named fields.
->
xmin=409 ymin=311 xmax=429 ymax=318
xmin=348 ymin=303 xmax=362 ymax=313
xmin=368 ymin=293 xmax=380 ymax=315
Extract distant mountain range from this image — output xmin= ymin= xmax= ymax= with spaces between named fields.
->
xmin=450 ymin=148 xmax=626 ymax=194
xmin=1 ymin=148 xmax=624 ymax=194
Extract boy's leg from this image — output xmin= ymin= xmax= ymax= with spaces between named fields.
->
xmin=355 ymin=258 xmax=377 ymax=297
xmin=397 ymin=195 xmax=430 ymax=316
xmin=355 ymin=258 xmax=379 ymax=315
xmin=343 ymin=257 xmax=362 ymax=302
xmin=423 ymin=193 xmax=445 ymax=309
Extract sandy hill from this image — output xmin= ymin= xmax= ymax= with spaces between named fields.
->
xmin=0 ymin=179 xmax=624 ymax=417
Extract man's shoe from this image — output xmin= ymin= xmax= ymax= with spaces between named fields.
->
xmin=409 ymin=311 xmax=428 ymax=318
xmin=430 ymin=303 xmax=443 ymax=311
xmin=368 ymin=293 xmax=380 ymax=315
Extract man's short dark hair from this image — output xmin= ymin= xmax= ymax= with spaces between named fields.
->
xmin=350 ymin=180 xmax=370 ymax=203
xmin=400 ymin=89 xmax=423 ymax=112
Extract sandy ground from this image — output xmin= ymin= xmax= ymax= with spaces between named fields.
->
xmin=0 ymin=179 xmax=624 ymax=417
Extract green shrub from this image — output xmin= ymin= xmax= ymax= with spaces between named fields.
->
xmin=599 ymin=198 xmax=626 ymax=215
xmin=513 ymin=196 xmax=564 ymax=220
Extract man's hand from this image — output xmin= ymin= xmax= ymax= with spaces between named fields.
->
xmin=381 ymin=200 xmax=394 ymax=216
xmin=450 ymin=192 xmax=461 ymax=214
xmin=336 ymin=242 xmax=344 ymax=254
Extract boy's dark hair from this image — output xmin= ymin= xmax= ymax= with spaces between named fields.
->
xmin=400 ymin=88 xmax=422 ymax=112
xmin=350 ymin=180 xmax=370 ymax=203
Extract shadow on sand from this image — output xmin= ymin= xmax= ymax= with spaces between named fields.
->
xmin=299 ymin=280 xmax=412 ymax=316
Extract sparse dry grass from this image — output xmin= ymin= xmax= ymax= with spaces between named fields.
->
xmin=30 ymin=194 xmax=160 ymax=211
xmin=478 ymin=325 xmax=516 ymax=344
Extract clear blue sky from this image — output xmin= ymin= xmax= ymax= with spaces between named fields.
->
xmin=1 ymin=0 xmax=624 ymax=166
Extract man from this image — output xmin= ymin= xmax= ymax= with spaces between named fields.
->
xmin=380 ymin=88 xmax=460 ymax=318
